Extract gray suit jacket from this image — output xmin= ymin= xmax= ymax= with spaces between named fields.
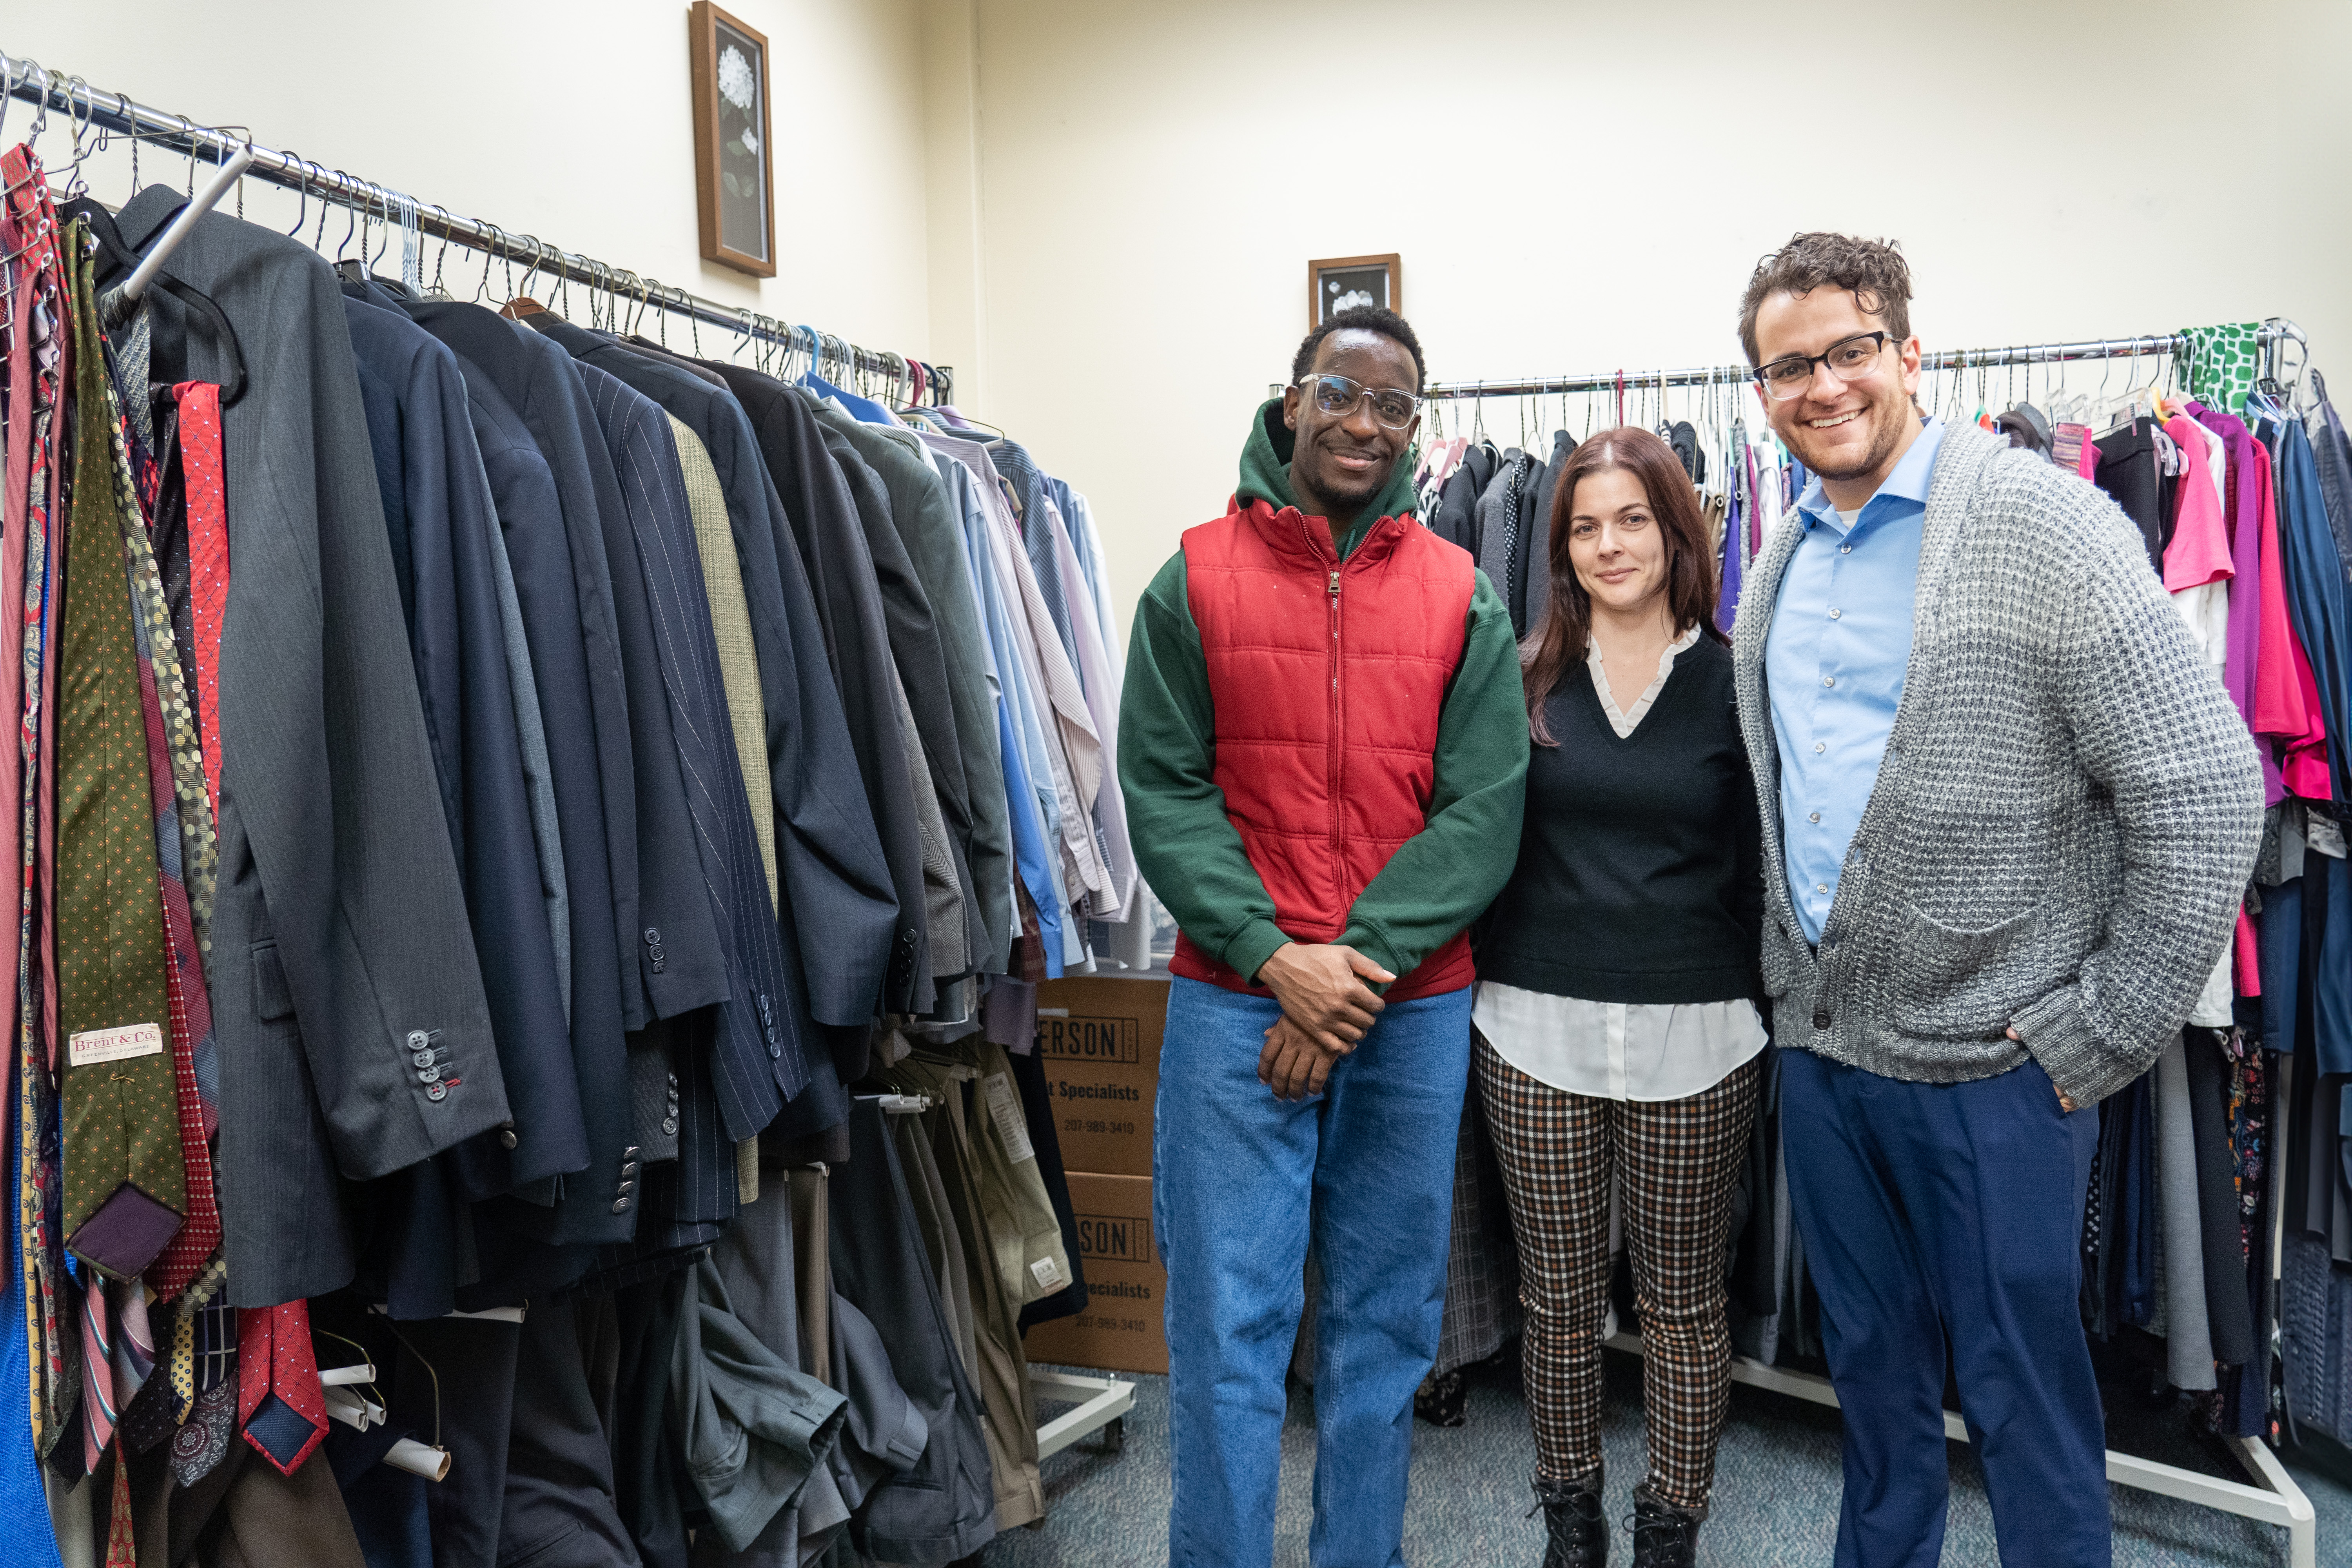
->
xmin=118 ymin=187 xmax=510 ymax=1307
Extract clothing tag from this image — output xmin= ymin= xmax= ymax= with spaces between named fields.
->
xmin=69 ymin=1022 xmax=163 ymax=1068
xmin=2308 ymin=810 xmax=2347 ymax=860
xmin=982 ymin=1073 xmax=1035 ymax=1163
xmin=1029 ymin=1256 xmax=1064 ymax=1290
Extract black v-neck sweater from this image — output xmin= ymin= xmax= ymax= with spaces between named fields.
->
xmin=1477 ymin=636 xmax=1764 ymax=1004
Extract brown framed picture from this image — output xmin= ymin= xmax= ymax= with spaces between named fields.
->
xmin=689 ymin=1 xmax=777 ymax=277
xmin=1308 ymin=254 xmax=1401 ymax=330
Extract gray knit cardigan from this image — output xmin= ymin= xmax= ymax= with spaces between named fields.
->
xmin=1730 ymin=420 xmax=2264 ymax=1105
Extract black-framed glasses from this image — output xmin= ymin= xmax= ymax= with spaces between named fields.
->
xmin=1753 ymin=332 xmax=1890 ymax=401
xmin=1296 ymin=372 xmax=1422 ymax=429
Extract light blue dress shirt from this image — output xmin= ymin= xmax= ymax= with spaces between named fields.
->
xmin=1765 ymin=418 xmax=1944 ymax=943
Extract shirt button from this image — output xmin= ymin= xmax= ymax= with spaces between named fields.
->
xmin=1839 ymin=544 xmax=1851 ymax=554
xmin=1829 ymin=608 xmax=1842 ymax=619
xmin=1816 ymin=883 xmax=1828 ymax=894
xmin=1822 ymin=676 xmax=1835 ymax=688
xmin=1813 ymin=742 xmax=1826 ymax=753
xmin=1808 ymin=811 xmax=1821 ymax=823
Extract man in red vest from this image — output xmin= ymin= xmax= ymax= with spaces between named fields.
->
xmin=1121 ymin=306 xmax=1528 ymax=1565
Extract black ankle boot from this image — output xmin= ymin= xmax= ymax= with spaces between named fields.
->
xmin=1529 ymin=1473 xmax=1607 ymax=1567
xmin=1627 ymin=1493 xmax=1702 ymax=1568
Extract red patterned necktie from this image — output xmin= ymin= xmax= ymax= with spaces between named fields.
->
xmin=175 ymin=381 xmax=229 ymax=824
xmin=79 ymin=1280 xmax=138 ymax=1568
xmin=236 ymin=1300 xmax=328 ymax=1475
xmin=144 ymin=885 xmax=219 ymax=1299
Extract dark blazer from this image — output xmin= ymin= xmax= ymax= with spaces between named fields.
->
xmin=813 ymin=401 xmax=1013 ymax=976
xmin=708 ymin=367 xmax=938 ymax=1025
xmin=414 ymin=346 xmax=636 ymax=1263
xmin=403 ymin=305 xmax=649 ymax=1027
xmin=116 ymin=187 xmax=510 ymax=1309
xmin=813 ymin=412 xmax=979 ymax=980
xmin=563 ymin=358 xmax=730 ymax=1020
xmin=575 ymin=358 xmax=810 ymax=1225
xmin=338 ymin=292 xmax=580 ymax=1198
xmin=521 ymin=317 xmax=898 ymax=1087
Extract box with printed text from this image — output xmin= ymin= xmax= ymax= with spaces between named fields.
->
xmin=1020 ymin=1170 xmax=1168 ymax=1375
xmin=1033 ymin=974 xmax=1166 ymax=1179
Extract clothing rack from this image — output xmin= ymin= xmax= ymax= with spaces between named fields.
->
xmin=1420 ymin=325 xmax=2306 ymax=403
xmin=0 ymin=51 xmax=951 ymax=402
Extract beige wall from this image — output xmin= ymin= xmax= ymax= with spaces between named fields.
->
xmin=961 ymin=0 xmax=2352 ymax=629
xmin=12 ymin=3 xmax=2350 ymax=637
xmin=2 ymin=0 xmax=937 ymax=351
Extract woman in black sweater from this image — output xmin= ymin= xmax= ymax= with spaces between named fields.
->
xmin=1476 ymin=426 xmax=1762 ymax=1568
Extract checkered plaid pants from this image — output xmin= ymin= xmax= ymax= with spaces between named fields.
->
xmin=1475 ymin=1032 xmax=1759 ymax=1512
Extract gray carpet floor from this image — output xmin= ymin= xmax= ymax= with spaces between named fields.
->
xmin=983 ymin=1354 xmax=2349 ymax=1566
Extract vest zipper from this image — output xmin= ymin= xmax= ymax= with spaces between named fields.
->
xmin=1327 ymin=565 xmax=1344 ymax=862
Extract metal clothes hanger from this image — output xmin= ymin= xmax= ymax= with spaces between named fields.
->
xmin=426 ymin=205 xmax=456 ymax=299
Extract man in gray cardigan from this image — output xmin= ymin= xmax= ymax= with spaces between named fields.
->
xmin=1728 ymin=233 xmax=2263 ymax=1568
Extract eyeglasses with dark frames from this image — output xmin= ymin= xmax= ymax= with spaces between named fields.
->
xmin=1296 ymin=372 xmax=1423 ymax=430
xmin=1753 ymin=332 xmax=1891 ymax=401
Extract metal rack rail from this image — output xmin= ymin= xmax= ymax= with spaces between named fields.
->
xmin=0 ymin=51 xmax=949 ymax=400
xmin=1421 ymin=324 xmax=2305 ymax=402
xmin=1606 ymin=1334 xmax=2316 ymax=1568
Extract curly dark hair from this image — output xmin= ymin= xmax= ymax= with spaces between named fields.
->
xmin=1736 ymin=232 xmax=1912 ymax=365
xmin=1291 ymin=305 xmax=1426 ymax=391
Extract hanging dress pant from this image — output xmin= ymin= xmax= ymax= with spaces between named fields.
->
xmin=827 ymin=1100 xmax=996 ymax=1564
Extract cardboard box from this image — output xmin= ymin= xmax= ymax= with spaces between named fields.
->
xmin=1021 ymin=1171 xmax=1168 ymax=1375
xmin=1033 ymin=975 xmax=1167 ymax=1179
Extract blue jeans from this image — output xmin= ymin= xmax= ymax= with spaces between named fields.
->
xmin=1780 ymin=1049 xmax=2109 ymax=1568
xmin=1154 ymin=977 xmax=1470 ymax=1568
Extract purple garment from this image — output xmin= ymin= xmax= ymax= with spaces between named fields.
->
xmin=1715 ymin=486 xmax=1744 ymax=633
xmin=2189 ymin=402 xmax=2282 ymax=799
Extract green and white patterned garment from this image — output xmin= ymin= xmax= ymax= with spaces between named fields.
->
xmin=2183 ymin=321 xmax=2263 ymax=414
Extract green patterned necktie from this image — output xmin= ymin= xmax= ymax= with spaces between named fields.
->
xmin=57 ymin=220 xmax=185 ymax=1281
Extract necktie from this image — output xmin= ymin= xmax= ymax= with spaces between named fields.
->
xmin=176 ymin=383 xmax=229 ymax=831
xmin=78 ymin=1277 xmax=115 ymax=1472
xmin=119 ymin=380 xmax=223 ymax=1301
xmin=56 ymin=221 xmax=185 ymax=1283
xmin=236 ymin=1300 xmax=327 ymax=1475
xmin=4 ymin=142 xmax=77 ymax=1463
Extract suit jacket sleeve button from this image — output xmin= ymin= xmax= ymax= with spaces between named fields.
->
xmin=611 ymin=1197 xmax=632 ymax=1214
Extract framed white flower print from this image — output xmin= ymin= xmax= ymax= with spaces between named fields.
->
xmin=1308 ymin=255 xmax=1403 ymax=332
xmin=690 ymin=2 xmax=776 ymax=277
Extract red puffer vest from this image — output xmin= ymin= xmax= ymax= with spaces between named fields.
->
xmin=1171 ymin=497 xmax=1478 ymax=1001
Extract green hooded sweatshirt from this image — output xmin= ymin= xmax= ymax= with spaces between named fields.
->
xmin=1117 ymin=399 xmax=1528 ymax=987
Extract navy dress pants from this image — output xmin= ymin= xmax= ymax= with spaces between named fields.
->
xmin=1780 ymin=1049 xmax=2109 ymax=1568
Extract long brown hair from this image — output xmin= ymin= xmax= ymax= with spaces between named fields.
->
xmin=1522 ymin=426 xmax=1724 ymax=745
